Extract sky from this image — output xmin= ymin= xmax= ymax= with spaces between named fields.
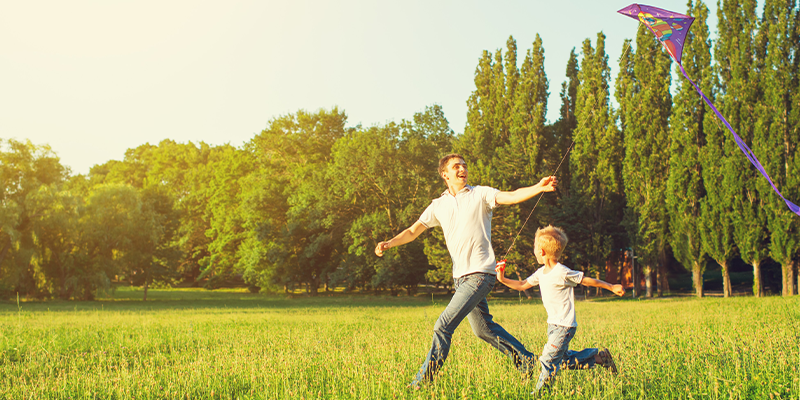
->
xmin=1 ymin=0 xmax=720 ymax=175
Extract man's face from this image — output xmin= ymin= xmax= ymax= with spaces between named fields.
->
xmin=442 ymin=158 xmax=468 ymax=185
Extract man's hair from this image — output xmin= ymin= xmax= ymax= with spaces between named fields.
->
xmin=438 ymin=153 xmax=465 ymax=179
xmin=534 ymin=225 xmax=568 ymax=260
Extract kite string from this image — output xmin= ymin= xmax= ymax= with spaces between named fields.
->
xmin=501 ymin=36 xmax=637 ymax=260
xmin=501 ymin=140 xmax=574 ymax=260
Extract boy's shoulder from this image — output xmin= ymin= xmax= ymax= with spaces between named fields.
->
xmin=541 ymin=263 xmax=580 ymax=281
xmin=554 ymin=263 xmax=573 ymax=272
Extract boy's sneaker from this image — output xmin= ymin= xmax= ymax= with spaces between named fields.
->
xmin=597 ymin=348 xmax=617 ymax=374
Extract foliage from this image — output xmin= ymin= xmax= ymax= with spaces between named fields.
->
xmin=3 ymin=1 xmax=800 ymax=298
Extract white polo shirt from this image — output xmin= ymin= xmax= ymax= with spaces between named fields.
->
xmin=418 ymin=185 xmax=499 ymax=278
xmin=526 ymin=263 xmax=584 ymax=327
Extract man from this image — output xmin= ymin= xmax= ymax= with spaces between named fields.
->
xmin=374 ymin=153 xmax=558 ymax=387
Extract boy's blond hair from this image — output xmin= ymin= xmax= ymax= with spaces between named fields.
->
xmin=534 ymin=225 xmax=568 ymax=261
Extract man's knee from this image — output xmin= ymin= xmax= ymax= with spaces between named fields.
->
xmin=471 ymin=325 xmax=494 ymax=342
xmin=433 ymin=318 xmax=455 ymax=338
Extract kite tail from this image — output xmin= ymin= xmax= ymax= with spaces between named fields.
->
xmin=677 ymin=63 xmax=800 ymax=216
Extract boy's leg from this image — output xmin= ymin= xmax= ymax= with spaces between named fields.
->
xmin=411 ymin=273 xmax=494 ymax=387
xmin=535 ymin=324 xmax=576 ymax=392
xmin=466 ymin=275 xmax=537 ymax=378
xmin=562 ymin=347 xmax=599 ymax=370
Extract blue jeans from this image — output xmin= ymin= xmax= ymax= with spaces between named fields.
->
xmin=535 ymin=324 xmax=598 ymax=391
xmin=412 ymin=273 xmax=536 ymax=385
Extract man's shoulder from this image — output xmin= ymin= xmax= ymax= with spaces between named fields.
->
xmin=430 ymin=192 xmax=448 ymax=204
xmin=471 ymin=185 xmax=498 ymax=193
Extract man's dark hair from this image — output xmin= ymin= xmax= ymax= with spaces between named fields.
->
xmin=438 ymin=153 xmax=465 ymax=180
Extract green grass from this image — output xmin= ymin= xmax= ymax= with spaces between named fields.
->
xmin=1 ymin=288 xmax=799 ymax=399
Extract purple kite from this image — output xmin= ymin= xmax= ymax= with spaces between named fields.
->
xmin=618 ymin=3 xmax=800 ymax=216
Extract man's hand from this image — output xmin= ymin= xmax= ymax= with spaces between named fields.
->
xmin=375 ymin=241 xmax=390 ymax=257
xmin=611 ymin=284 xmax=626 ymax=297
xmin=537 ymin=176 xmax=558 ymax=193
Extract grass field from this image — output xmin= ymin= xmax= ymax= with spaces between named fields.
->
xmin=2 ymin=287 xmax=799 ymax=399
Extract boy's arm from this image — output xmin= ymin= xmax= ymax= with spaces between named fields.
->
xmin=375 ymin=221 xmax=427 ymax=257
xmin=495 ymin=176 xmax=557 ymax=205
xmin=496 ymin=263 xmax=534 ymax=291
xmin=580 ymin=276 xmax=626 ymax=296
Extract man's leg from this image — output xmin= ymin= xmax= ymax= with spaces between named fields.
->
xmin=466 ymin=274 xmax=537 ymax=378
xmin=535 ymin=324 xmax=576 ymax=392
xmin=411 ymin=273 xmax=493 ymax=387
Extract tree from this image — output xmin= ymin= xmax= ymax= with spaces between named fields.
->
xmin=716 ymin=0 xmax=769 ymax=297
xmin=80 ymin=185 xmax=147 ymax=300
xmin=667 ymin=0 xmax=712 ymax=297
xmin=91 ymin=140 xmax=224 ymax=284
xmin=26 ymin=185 xmax=81 ymax=299
xmin=569 ymin=33 xmax=625 ymax=294
xmin=621 ymin=25 xmax=673 ymax=297
xmin=699 ymin=2 xmax=736 ymax=298
xmin=327 ymin=107 xmax=452 ymax=294
xmin=0 ymin=139 xmax=67 ymax=298
xmin=758 ymin=0 xmax=800 ymax=296
xmin=136 ymin=185 xmax=181 ymax=300
xmin=239 ymin=108 xmax=350 ymax=294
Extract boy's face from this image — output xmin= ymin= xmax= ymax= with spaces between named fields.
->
xmin=534 ymin=241 xmax=545 ymax=265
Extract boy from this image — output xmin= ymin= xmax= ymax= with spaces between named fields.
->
xmin=495 ymin=225 xmax=625 ymax=392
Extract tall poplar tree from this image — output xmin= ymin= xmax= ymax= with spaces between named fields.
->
xmin=622 ymin=24 xmax=673 ymax=297
xmin=501 ymin=35 xmax=550 ymax=274
xmin=568 ymin=33 xmax=624 ymax=288
xmin=667 ymin=0 xmax=712 ymax=297
xmin=549 ymin=48 xmax=579 ymax=200
xmin=791 ymin=6 xmax=800 ymax=295
xmin=616 ymin=38 xmax=639 ymax=297
xmin=759 ymin=0 xmax=799 ymax=296
xmin=699 ymin=5 xmax=736 ymax=298
xmin=716 ymin=0 xmax=769 ymax=297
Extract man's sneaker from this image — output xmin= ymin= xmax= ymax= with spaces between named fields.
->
xmin=597 ymin=348 xmax=618 ymax=374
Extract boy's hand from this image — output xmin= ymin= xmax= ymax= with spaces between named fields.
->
xmin=495 ymin=260 xmax=506 ymax=281
xmin=611 ymin=284 xmax=625 ymax=297
xmin=375 ymin=241 xmax=390 ymax=257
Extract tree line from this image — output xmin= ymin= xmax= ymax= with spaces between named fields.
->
xmin=1 ymin=0 xmax=797 ymax=300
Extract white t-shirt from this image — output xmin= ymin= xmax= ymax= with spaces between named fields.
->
xmin=526 ymin=263 xmax=584 ymax=327
xmin=418 ymin=185 xmax=499 ymax=278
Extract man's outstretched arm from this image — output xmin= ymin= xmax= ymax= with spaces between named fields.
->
xmin=375 ymin=221 xmax=428 ymax=257
xmin=495 ymin=176 xmax=558 ymax=205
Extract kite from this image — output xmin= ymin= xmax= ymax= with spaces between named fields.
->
xmin=618 ymin=4 xmax=800 ymax=216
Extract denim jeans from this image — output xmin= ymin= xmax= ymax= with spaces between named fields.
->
xmin=535 ymin=324 xmax=598 ymax=391
xmin=411 ymin=273 xmax=536 ymax=386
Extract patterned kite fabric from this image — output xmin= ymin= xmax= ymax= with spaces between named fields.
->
xmin=618 ymin=3 xmax=800 ymax=216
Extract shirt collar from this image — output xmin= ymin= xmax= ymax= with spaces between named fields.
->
xmin=441 ymin=185 xmax=473 ymax=197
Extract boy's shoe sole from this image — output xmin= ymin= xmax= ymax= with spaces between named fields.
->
xmin=598 ymin=348 xmax=617 ymax=374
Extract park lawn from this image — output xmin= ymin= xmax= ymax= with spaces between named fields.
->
xmin=1 ymin=288 xmax=798 ymax=399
